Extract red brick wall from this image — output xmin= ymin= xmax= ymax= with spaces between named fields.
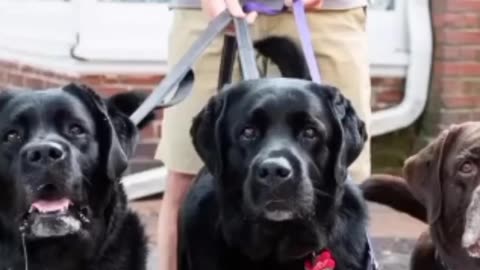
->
xmin=428 ymin=0 xmax=480 ymax=131
xmin=371 ymin=77 xmax=405 ymax=111
xmin=0 ymin=59 xmax=404 ymax=173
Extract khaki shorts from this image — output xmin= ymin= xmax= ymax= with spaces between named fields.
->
xmin=156 ymin=7 xmax=372 ymax=182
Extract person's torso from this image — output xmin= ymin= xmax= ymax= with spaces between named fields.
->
xmin=169 ymin=0 xmax=368 ymax=10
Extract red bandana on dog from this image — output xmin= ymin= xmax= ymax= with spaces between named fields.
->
xmin=304 ymin=250 xmax=336 ymax=270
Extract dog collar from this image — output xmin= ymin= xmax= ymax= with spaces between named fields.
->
xmin=304 ymin=234 xmax=379 ymax=270
xmin=304 ymin=250 xmax=336 ymax=270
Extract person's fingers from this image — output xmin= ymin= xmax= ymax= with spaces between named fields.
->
xmin=203 ymin=0 xmax=258 ymax=27
xmin=306 ymin=0 xmax=323 ymax=7
xmin=201 ymin=0 xmax=226 ymax=19
xmin=225 ymin=0 xmax=246 ymax=18
xmin=225 ymin=0 xmax=257 ymax=24
xmin=245 ymin=11 xmax=258 ymax=24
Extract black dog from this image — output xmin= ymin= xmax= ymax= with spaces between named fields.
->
xmin=179 ymin=69 xmax=372 ymax=269
xmin=0 ymin=84 xmax=153 ymax=270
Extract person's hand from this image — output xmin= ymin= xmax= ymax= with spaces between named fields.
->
xmin=284 ymin=0 xmax=324 ymax=8
xmin=201 ymin=0 xmax=258 ymax=23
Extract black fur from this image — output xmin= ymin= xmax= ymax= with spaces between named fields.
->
xmin=253 ymin=36 xmax=310 ymax=80
xmin=0 ymin=83 xmax=153 ymax=270
xmin=180 ymin=63 xmax=371 ymax=270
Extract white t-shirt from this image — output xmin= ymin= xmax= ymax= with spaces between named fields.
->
xmin=323 ymin=0 xmax=367 ymax=9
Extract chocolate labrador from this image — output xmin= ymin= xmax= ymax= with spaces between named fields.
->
xmin=361 ymin=122 xmax=480 ymax=270
xmin=0 ymin=84 xmax=155 ymax=270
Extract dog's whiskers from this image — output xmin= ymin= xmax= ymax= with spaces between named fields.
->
xmin=19 ymin=219 xmax=29 ymax=234
xmin=78 ymin=207 xmax=91 ymax=224
xmin=81 ymin=174 xmax=93 ymax=188
xmin=447 ymin=208 xmax=464 ymax=234
xmin=313 ymin=188 xmax=333 ymax=199
xmin=21 ymin=232 xmax=29 ymax=270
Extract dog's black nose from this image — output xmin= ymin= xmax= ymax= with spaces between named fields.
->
xmin=257 ymin=158 xmax=293 ymax=182
xmin=22 ymin=142 xmax=66 ymax=167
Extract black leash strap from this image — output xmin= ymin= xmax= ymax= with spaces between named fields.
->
xmin=130 ymin=11 xmax=259 ymax=125
xmin=217 ymin=34 xmax=237 ymax=90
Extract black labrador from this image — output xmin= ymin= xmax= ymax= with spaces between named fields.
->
xmin=179 ymin=76 xmax=372 ymax=270
xmin=0 ymin=84 xmax=154 ymax=270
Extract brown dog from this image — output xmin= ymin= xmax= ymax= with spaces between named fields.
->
xmin=361 ymin=122 xmax=480 ymax=270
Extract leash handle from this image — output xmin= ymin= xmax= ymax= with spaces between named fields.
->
xmin=129 ymin=11 xmax=233 ymax=125
xmin=129 ymin=10 xmax=260 ymax=125
xmin=129 ymin=0 xmax=322 ymax=125
xmin=243 ymin=0 xmax=285 ymax=15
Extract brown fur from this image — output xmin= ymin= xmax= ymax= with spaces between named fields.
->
xmin=361 ymin=174 xmax=426 ymax=221
xmin=361 ymin=122 xmax=480 ymax=270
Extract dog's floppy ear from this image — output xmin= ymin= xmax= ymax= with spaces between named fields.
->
xmin=106 ymin=90 xmax=157 ymax=130
xmin=0 ymin=92 xmax=21 ymax=211
xmin=0 ymin=90 xmax=15 ymax=109
xmin=403 ymin=125 xmax=461 ymax=225
xmin=0 ymin=91 xmax=21 ymax=268
xmin=63 ymin=83 xmax=131 ymax=180
xmin=313 ymin=85 xmax=367 ymax=183
xmin=104 ymin=92 xmax=149 ymax=158
xmin=190 ymin=94 xmax=228 ymax=177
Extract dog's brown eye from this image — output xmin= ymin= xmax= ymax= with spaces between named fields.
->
xmin=460 ymin=161 xmax=476 ymax=175
xmin=4 ymin=130 xmax=22 ymax=143
xmin=69 ymin=124 xmax=86 ymax=136
xmin=240 ymin=127 xmax=258 ymax=141
xmin=301 ymin=127 xmax=317 ymax=139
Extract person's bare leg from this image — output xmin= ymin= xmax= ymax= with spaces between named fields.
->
xmin=157 ymin=170 xmax=195 ymax=270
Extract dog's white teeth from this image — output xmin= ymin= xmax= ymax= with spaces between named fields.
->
xmin=78 ymin=212 xmax=90 ymax=224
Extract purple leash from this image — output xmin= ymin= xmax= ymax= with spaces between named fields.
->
xmin=243 ymin=0 xmax=322 ymax=83
xmin=290 ymin=0 xmax=322 ymax=83
xmin=243 ymin=1 xmax=285 ymax=15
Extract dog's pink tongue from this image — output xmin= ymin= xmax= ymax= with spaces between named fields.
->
xmin=31 ymin=198 xmax=71 ymax=213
